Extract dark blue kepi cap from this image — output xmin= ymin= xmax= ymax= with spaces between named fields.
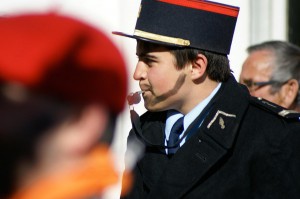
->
xmin=113 ymin=0 xmax=239 ymax=55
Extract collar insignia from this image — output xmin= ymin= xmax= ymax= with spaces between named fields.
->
xmin=207 ymin=110 xmax=236 ymax=129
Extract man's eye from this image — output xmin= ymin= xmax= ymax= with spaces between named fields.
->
xmin=139 ymin=58 xmax=155 ymax=66
xmin=144 ymin=58 xmax=154 ymax=63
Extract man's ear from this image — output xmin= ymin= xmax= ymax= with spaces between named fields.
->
xmin=278 ymin=79 xmax=299 ymax=109
xmin=36 ymin=104 xmax=109 ymax=164
xmin=190 ymin=54 xmax=208 ymax=80
xmin=67 ymin=104 xmax=109 ymax=155
xmin=78 ymin=104 xmax=108 ymax=142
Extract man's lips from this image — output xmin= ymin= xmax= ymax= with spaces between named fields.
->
xmin=139 ymin=84 xmax=151 ymax=93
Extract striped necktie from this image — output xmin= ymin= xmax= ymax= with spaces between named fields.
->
xmin=167 ymin=117 xmax=184 ymax=154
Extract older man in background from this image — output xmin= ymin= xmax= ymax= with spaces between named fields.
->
xmin=240 ymin=40 xmax=300 ymax=111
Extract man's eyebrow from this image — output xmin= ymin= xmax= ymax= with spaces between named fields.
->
xmin=136 ymin=53 xmax=158 ymax=60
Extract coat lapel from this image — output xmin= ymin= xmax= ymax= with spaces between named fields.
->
xmin=137 ymin=111 xmax=169 ymax=190
xmin=148 ymin=76 xmax=250 ymax=198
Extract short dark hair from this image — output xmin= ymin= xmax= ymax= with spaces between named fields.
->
xmin=0 ymin=88 xmax=77 ymax=197
xmin=137 ymin=40 xmax=232 ymax=82
xmin=0 ymin=87 xmax=117 ymax=197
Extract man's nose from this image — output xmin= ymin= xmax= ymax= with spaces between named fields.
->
xmin=133 ymin=61 xmax=147 ymax=80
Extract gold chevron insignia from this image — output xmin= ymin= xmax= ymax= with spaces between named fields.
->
xmin=207 ymin=110 xmax=236 ymax=129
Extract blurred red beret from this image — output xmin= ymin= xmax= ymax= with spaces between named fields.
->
xmin=0 ymin=13 xmax=128 ymax=114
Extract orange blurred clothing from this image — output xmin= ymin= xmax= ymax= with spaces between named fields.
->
xmin=10 ymin=145 xmax=128 ymax=199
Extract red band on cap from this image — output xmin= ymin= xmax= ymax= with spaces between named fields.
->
xmin=158 ymin=0 xmax=239 ymax=17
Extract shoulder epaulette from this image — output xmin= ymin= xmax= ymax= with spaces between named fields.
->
xmin=250 ymin=97 xmax=300 ymax=120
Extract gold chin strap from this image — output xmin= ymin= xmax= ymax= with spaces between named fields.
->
xmin=134 ymin=29 xmax=190 ymax=46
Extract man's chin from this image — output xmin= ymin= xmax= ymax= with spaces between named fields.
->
xmin=144 ymin=102 xmax=166 ymax=112
xmin=143 ymin=95 xmax=169 ymax=112
xmin=144 ymin=102 xmax=157 ymax=112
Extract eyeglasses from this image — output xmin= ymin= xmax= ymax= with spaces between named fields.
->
xmin=241 ymin=79 xmax=286 ymax=92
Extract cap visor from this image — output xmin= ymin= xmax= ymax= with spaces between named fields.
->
xmin=112 ymin=31 xmax=185 ymax=48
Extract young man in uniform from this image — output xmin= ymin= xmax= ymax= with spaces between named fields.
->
xmin=114 ymin=0 xmax=300 ymax=198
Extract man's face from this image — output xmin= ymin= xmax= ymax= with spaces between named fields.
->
xmin=239 ymin=50 xmax=282 ymax=105
xmin=134 ymin=44 xmax=189 ymax=112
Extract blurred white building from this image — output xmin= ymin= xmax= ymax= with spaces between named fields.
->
xmin=0 ymin=0 xmax=287 ymax=198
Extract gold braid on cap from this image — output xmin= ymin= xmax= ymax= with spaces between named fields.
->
xmin=134 ymin=30 xmax=190 ymax=46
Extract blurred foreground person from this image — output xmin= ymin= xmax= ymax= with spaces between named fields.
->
xmin=240 ymin=40 xmax=300 ymax=111
xmin=0 ymin=13 xmax=130 ymax=199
